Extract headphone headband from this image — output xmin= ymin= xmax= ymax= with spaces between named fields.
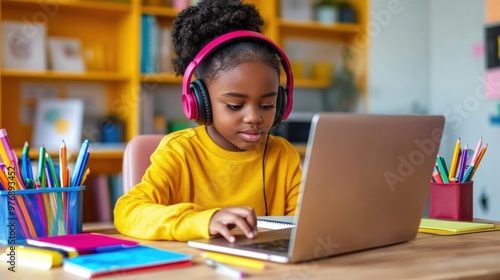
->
xmin=182 ymin=30 xmax=294 ymax=122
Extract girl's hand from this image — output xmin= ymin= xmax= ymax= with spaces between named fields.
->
xmin=209 ymin=207 xmax=258 ymax=243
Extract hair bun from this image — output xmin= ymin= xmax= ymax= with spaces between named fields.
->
xmin=172 ymin=0 xmax=264 ymax=75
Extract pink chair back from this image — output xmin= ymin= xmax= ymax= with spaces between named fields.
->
xmin=122 ymin=135 xmax=164 ymax=193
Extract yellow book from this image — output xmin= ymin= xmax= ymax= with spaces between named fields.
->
xmin=202 ymin=252 xmax=266 ymax=270
xmin=1 ymin=245 xmax=65 ymax=270
xmin=419 ymin=218 xmax=497 ymax=235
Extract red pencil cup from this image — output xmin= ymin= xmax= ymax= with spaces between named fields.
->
xmin=429 ymin=181 xmax=473 ymax=221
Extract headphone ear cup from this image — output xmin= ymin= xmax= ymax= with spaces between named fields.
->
xmin=273 ymin=86 xmax=287 ymax=127
xmin=190 ymin=79 xmax=212 ymax=125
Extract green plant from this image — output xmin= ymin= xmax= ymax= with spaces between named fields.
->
xmin=325 ymin=45 xmax=358 ymax=112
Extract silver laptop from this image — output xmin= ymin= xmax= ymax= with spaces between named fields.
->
xmin=188 ymin=113 xmax=445 ymax=263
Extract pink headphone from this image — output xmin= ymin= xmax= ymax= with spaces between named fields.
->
xmin=182 ymin=30 xmax=294 ymax=126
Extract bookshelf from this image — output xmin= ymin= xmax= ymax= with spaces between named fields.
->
xmin=1 ymin=0 xmax=368 ymax=151
xmin=0 ymin=0 xmax=139 ymax=149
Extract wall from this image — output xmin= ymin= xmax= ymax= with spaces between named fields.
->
xmin=428 ymin=0 xmax=499 ymax=220
xmin=370 ymin=0 xmax=499 ymax=220
xmin=368 ymin=0 xmax=429 ymax=114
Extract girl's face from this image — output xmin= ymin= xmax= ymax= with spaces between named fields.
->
xmin=206 ymin=61 xmax=280 ymax=151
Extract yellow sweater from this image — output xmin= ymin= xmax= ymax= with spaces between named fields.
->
xmin=114 ymin=126 xmax=302 ymax=241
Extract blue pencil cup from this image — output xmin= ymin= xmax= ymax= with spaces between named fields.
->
xmin=0 ymin=186 xmax=85 ymax=244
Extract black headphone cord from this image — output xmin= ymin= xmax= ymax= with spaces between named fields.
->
xmin=262 ymin=131 xmax=270 ymax=216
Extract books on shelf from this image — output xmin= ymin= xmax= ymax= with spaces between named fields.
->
xmin=88 ymin=175 xmax=112 ymax=222
xmin=159 ymin=27 xmax=173 ymax=73
xmin=1 ymin=20 xmax=47 ymax=70
xmin=80 ymin=173 xmax=123 ymax=223
xmin=63 ymin=245 xmax=193 ymax=278
xmin=141 ymin=14 xmax=157 ymax=73
xmin=140 ymin=14 xmax=173 ymax=74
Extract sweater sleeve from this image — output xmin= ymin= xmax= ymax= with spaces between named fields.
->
xmin=114 ymin=146 xmax=220 ymax=242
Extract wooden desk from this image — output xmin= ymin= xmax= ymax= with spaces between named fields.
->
xmin=2 ymin=224 xmax=500 ymax=279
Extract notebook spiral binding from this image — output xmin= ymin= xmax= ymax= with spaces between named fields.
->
xmin=257 ymin=218 xmax=295 ymax=230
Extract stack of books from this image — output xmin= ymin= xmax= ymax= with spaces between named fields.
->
xmin=1 ymin=233 xmax=192 ymax=278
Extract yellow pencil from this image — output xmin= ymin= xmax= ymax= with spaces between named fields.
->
xmin=448 ymin=137 xmax=461 ymax=180
xmin=81 ymin=168 xmax=91 ymax=185
xmin=202 ymin=252 xmax=266 ymax=270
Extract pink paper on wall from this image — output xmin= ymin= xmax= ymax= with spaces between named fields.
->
xmin=472 ymin=42 xmax=484 ymax=58
xmin=485 ymin=68 xmax=500 ymax=99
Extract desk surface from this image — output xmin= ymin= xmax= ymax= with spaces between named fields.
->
xmin=2 ymin=223 xmax=500 ymax=279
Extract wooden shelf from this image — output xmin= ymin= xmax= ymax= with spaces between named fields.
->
xmin=140 ymin=74 xmax=331 ymax=89
xmin=278 ymin=20 xmax=361 ymax=42
xmin=2 ymin=0 xmax=132 ymax=15
xmin=142 ymin=5 xmax=179 ymax=18
xmin=294 ymin=78 xmax=332 ymax=89
xmin=16 ymin=148 xmax=125 ymax=175
xmin=141 ymin=73 xmax=183 ymax=83
xmin=280 ymin=20 xmax=361 ymax=35
xmin=1 ymin=69 xmax=130 ymax=82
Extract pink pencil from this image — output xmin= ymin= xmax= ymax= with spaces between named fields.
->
xmin=470 ymin=137 xmax=482 ymax=166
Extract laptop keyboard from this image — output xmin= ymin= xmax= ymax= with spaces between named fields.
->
xmin=238 ymin=238 xmax=290 ymax=253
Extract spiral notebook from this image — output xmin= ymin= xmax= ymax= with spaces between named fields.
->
xmin=257 ymin=216 xmax=296 ymax=230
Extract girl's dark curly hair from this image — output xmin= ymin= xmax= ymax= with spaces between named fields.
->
xmin=171 ymin=0 xmax=281 ymax=83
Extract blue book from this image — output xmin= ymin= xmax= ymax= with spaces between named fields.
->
xmin=140 ymin=14 xmax=150 ymax=73
xmin=63 ymin=245 xmax=192 ymax=278
xmin=148 ymin=14 xmax=159 ymax=73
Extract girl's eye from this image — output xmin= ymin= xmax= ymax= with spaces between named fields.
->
xmin=227 ymin=104 xmax=243 ymax=111
xmin=261 ymin=104 xmax=275 ymax=110
xmin=226 ymin=104 xmax=275 ymax=111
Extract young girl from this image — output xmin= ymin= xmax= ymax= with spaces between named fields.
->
xmin=114 ymin=0 xmax=302 ymax=242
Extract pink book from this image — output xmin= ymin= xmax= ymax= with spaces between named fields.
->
xmin=26 ymin=233 xmax=138 ymax=254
